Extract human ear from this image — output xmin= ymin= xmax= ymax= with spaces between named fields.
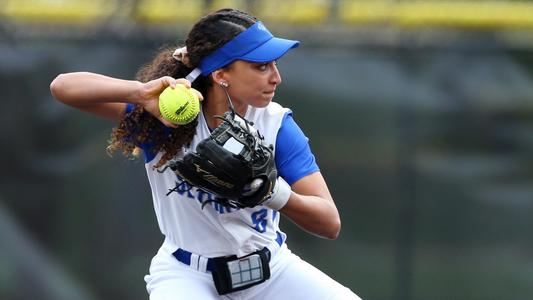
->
xmin=211 ymin=69 xmax=227 ymax=86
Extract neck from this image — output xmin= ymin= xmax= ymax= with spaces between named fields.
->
xmin=204 ymin=87 xmax=247 ymax=130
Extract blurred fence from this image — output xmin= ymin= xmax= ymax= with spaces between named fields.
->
xmin=1 ymin=0 xmax=533 ymax=28
xmin=1 ymin=1 xmax=533 ymax=300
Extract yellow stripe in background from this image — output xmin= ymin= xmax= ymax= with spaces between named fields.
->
xmin=1 ymin=0 xmax=533 ymax=30
xmin=1 ymin=0 xmax=118 ymax=23
xmin=339 ymin=0 xmax=533 ymax=29
xmin=338 ymin=0 xmax=394 ymax=23
xmin=133 ymin=0 xmax=203 ymax=24
xmin=251 ymin=0 xmax=331 ymax=24
xmin=398 ymin=1 xmax=533 ymax=29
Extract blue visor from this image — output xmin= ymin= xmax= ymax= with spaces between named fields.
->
xmin=186 ymin=22 xmax=299 ymax=82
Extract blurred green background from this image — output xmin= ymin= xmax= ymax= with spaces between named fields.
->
xmin=1 ymin=0 xmax=533 ymax=299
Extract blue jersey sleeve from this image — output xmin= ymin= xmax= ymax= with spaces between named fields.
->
xmin=125 ymin=103 xmax=134 ymax=114
xmin=124 ymin=103 xmax=163 ymax=163
xmin=275 ymin=112 xmax=319 ymax=185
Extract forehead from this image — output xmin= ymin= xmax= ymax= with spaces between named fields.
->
xmin=228 ymin=60 xmax=270 ymax=68
xmin=223 ymin=60 xmax=256 ymax=72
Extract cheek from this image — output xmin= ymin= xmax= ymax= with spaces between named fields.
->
xmin=241 ymin=76 xmax=262 ymax=89
xmin=231 ymin=73 xmax=270 ymax=104
xmin=237 ymin=80 xmax=262 ymax=99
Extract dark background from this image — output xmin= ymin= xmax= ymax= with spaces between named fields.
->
xmin=1 ymin=1 xmax=533 ymax=300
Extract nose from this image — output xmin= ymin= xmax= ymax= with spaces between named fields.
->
xmin=270 ymin=63 xmax=282 ymax=85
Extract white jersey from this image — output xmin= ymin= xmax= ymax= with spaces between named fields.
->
xmin=145 ymin=102 xmax=289 ymax=258
xmin=142 ymin=102 xmax=361 ymax=300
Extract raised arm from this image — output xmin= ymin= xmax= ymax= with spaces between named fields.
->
xmin=50 ymin=72 xmax=193 ymax=127
xmin=280 ymin=172 xmax=341 ymax=240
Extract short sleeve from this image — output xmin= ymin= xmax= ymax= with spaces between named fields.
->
xmin=125 ymin=103 xmax=135 ymax=114
xmin=124 ymin=103 xmax=161 ymax=163
xmin=274 ymin=112 xmax=319 ymax=185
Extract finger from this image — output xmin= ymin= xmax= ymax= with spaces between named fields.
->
xmin=160 ymin=117 xmax=178 ymax=128
xmin=155 ymin=105 xmax=178 ymax=128
xmin=164 ymin=76 xmax=177 ymax=88
xmin=190 ymin=88 xmax=204 ymax=101
xmin=175 ymin=78 xmax=191 ymax=88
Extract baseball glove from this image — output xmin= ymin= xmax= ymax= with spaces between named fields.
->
xmin=166 ymin=111 xmax=277 ymax=209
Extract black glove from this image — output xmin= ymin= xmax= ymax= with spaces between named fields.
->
xmin=168 ymin=111 xmax=277 ymax=208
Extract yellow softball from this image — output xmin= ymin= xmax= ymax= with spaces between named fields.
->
xmin=158 ymin=84 xmax=200 ymax=125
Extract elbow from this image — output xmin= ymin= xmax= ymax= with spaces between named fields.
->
xmin=323 ymin=217 xmax=341 ymax=240
xmin=50 ymin=73 xmax=67 ymax=102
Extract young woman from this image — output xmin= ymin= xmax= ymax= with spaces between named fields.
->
xmin=50 ymin=8 xmax=361 ymax=300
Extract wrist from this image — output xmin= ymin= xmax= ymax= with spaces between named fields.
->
xmin=264 ymin=177 xmax=291 ymax=210
xmin=127 ymin=80 xmax=147 ymax=106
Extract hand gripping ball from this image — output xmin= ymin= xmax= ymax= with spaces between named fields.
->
xmin=158 ymin=84 xmax=200 ymax=125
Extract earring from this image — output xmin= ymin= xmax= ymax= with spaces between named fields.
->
xmin=219 ymin=81 xmax=229 ymax=88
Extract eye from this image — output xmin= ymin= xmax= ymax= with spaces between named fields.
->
xmin=257 ymin=63 xmax=268 ymax=71
xmin=256 ymin=61 xmax=278 ymax=71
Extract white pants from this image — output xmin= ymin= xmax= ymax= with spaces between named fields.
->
xmin=145 ymin=242 xmax=362 ymax=300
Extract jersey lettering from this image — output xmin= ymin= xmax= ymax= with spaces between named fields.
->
xmin=251 ymin=208 xmax=268 ymax=233
xmin=169 ymin=175 xmax=237 ymax=214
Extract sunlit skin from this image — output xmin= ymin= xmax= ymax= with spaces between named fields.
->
xmin=47 ymin=6 xmax=362 ymax=295
xmin=49 ymin=60 xmax=341 ymax=239
xmin=224 ymin=60 xmax=281 ymax=108
xmin=205 ymin=60 xmax=281 ymax=129
xmin=204 ymin=60 xmax=340 ymax=239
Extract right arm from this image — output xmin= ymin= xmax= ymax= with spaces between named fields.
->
xmin=50 ymin=72 xmax=193 ymax=127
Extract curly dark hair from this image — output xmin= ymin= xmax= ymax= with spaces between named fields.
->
xmin=107 ymin=8 xmax=257 ymax=168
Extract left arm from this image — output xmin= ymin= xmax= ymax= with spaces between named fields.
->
xmin=279 ymin=172 xmax=341 ymax=240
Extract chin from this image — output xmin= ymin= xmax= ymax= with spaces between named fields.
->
xmin=250 ymin=98 xmax=272 ymax=108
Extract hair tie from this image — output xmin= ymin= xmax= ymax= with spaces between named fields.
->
xmin=172 ymin=47 xmax=191 ymax=66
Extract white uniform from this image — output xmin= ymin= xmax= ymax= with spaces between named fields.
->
xmin=141 ymin=102 xmax=361 ymax=299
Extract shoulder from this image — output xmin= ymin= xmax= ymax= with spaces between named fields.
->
xmin=247 ymin=102 xmax=291 ymax=145
xmin=274 ymin=111 xmax=320 ymax=185
xmin=247 ymin=101 xmax=290 ymax=121
xmin=264 ymin=101 xmax=289 ymax=116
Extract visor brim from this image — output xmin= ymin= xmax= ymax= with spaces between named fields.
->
xmin=239 ymin=37 xmax=300 ymax=62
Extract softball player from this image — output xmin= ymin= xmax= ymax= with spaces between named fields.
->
xmin=51 ymin=8 xmax=361 ymax=300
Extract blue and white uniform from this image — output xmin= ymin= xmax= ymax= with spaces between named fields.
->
xmin=135 ymin=102 xmax=360 ymax=299
xmin=145 ymin=102 xmax=298 ymax=257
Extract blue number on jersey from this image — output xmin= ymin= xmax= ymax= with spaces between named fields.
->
xmin=251 ymin=208 xmax=268 ymax=233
